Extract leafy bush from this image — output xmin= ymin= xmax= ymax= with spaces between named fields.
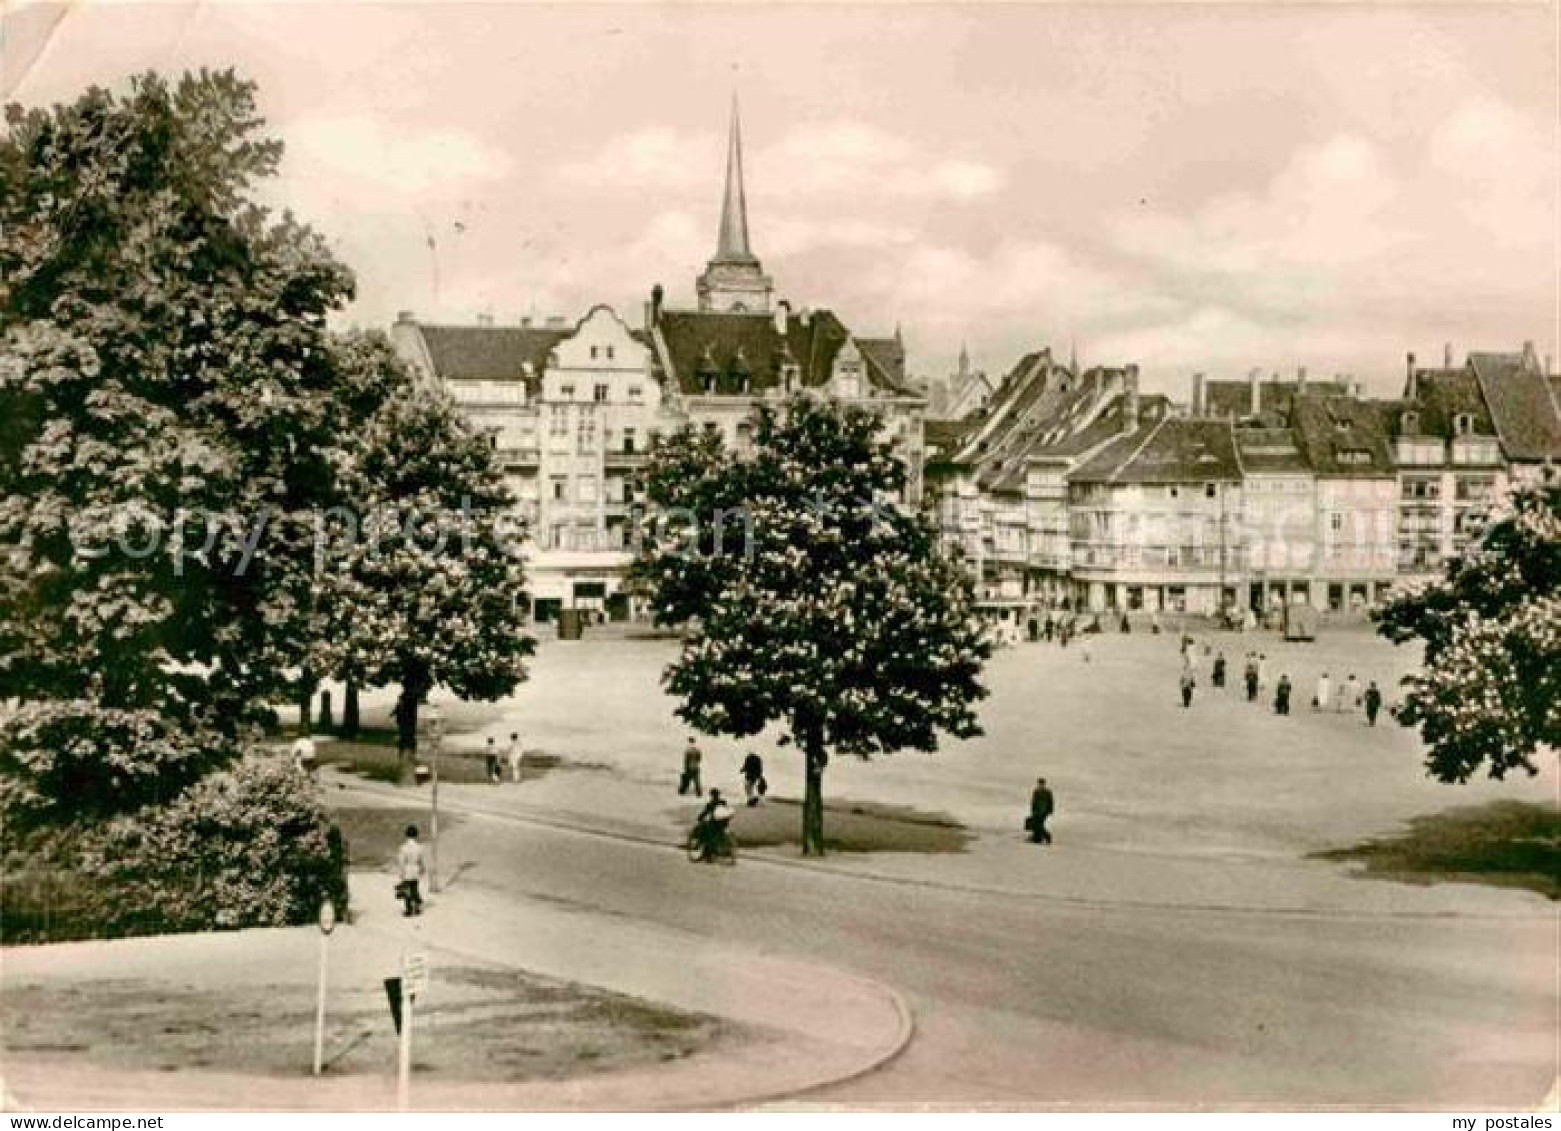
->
xmin=76 ymin=751 xmax=348 ymax=935
xmin=0 ymin=700 xmax=236 ymax=832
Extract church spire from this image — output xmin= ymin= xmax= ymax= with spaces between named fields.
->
xmin=715 ymin=94 xmax=756 ymax=265
xmin=697 ymin=92 xmax=772 ymax=313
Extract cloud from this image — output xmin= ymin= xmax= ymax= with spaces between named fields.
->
xmin=553 ymin=119 xmax=1006 ymax=204
xmin=276 ymin=115 xmax=513 ymax=206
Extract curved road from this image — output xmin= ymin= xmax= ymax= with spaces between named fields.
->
xmin=425 ymin=802 xmax=1558 ymax=1109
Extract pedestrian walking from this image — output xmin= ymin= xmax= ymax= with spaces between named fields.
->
xmin=1212 ymin=650 xmax=1227 ymax=689
xmin=1027 ymin=777 xmax=1055 ymax=844
xmin=484 ymin=736 xmax=501 ymax=784
xmin=1180 ymin=667 xmax=1196 ymax=709
xmin=291 ymin=733 xmax=317 ymax=776
xmin=678 ymin=737 xmax=703 ymax=797
xmin=1364 ymin=681 xmax=1383 ymax=726
xmin=506 ymin=732 xmax=523 ymax=783
xmin=1314 ymin=672 xmax=1331 ymax=712
xmin=1341 ymin=674 xmax=1361 ymax=714
xmin=1244 ymin=654 xmax=1260 ymax=702
xmin=741 ymin=750 xmax=766 ymax=806
xmin=1275 ymin=674 xmax=1293 ymax=715
xmin=396 ymin=825 xmax=425 ymax=917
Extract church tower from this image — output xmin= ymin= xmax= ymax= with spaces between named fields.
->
xmin=696 ymin=96 xmax=773 ymax=313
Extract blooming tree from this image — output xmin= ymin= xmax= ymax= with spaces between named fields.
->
xmin=319 ymin=366 xmax=535 ymax=780
xmin=1374 ymin=475 xmax=1560 ymax=782
xmin=635 ymin=396 xmax=990 ymax=855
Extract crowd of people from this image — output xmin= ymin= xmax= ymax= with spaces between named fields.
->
xmin=1176 ymin=636 xmax=1385 ymax=725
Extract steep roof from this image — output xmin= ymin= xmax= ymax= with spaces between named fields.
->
xmin=1068 ymin=418 xmax=1240 ymax=485
xmin=414 ymin=324 xmax=570 ymax=397
xmin=1469 ymin=351 xmax=1561 ymax=461
xmin=1392 ymin=367 xmax=1495 ymax=438
xmin=1205 ymin=377 xmax=1350 ymax=422
xmin=1234 ymin=426 xmax=1311 ymax=475
xmin=652 ymin=309 xmax=914 ymax=397
xmin=857 ymin=336 xmax=907 ymax=389
xmin=1289 ymin=393 xmax=1395 ymax=477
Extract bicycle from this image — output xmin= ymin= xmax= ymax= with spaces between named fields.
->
xmin=686 ymin=821 xmax=738 ymax=865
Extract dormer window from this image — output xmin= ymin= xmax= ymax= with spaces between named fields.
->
xmin=1401 ymin=410 xmax=1419 ymax=435
xmin=1454 ymin=413 xmax=1474 ymax=437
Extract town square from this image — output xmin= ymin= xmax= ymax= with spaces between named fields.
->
xmin=1 ymin=0 xmax=1557 ymax=1118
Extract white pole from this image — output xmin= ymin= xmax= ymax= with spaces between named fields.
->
xmin=312 ymin=928 xmax=328 ymax=1075
xmin=397 ymin=981 xmax=413 ymax=1111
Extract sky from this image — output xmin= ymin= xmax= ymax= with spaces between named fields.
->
xmin=4 ymin=1 xmax=1558 ymax=398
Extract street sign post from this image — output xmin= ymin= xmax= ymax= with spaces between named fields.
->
xmin=312 ymin=897 xmax=336 ymax=1076
xmin=396 ymin=951 xmax=428 ymax=1111
xmin=423 ymin=706 xmax=444 ymax=894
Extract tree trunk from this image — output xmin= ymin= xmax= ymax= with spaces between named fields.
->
xmin=296 ymin=668 xmax=316 ymax=738
xmin=341 ymin=680 xmax=360 ymax=739
xmin=802 ymin=728 xmax=828 ymax=857
xmin=394 ymin=684 xmax=419 ymax=786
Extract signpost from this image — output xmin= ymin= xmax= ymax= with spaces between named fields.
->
xmin=312 ymin=897 xmax=336 ymax=1076
xmin=423 ymin=706 xmax=444 ymax=894
xmin=396 ymin=952 xmax=429 ymax=1111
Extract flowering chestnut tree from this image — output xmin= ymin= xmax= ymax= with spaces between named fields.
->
xmin=1374 ymin=475 xmax=1560 ymax=783
xmin=319 ymin=366 xmax=534 ymax=781
xmin=635 ymin=396 xmax=990 ymax=855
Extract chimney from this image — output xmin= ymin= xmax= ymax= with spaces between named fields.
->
xmin=1191 ymin=372 xmax=1205 ymax=416
xmin=774 ymin=299 xmax=791 ymax=336
xmin=545 ymin=316 xmax=567 ymax=330
xmin=1121 ymin=364 xmax=1141 ymax=435
xmin=1354 ymin=380 xmax=1365 ymax=399
xmin=1406 ymin=352 xmax=1417 ymax=400
xmin=650 ymin=284 xmax=664 ymax=325
xmin=1443 ymin=342 xmax=1453 ymax=369
xmin=1297 ymin=365 xmax=1307 ymax=390
xmin=798 ymin=306 xmax=811 ymax=327
xmin=476 ymin=312 xmax=494 ymax=327
xmin=1248 ymin=367 xmax=1262 ymax=416
xmin=395 ymin=310 xmax=416 ymax=325
xmin=520 ymin=316 xmax=533 ymax=328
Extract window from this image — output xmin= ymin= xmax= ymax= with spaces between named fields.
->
xmin=590 ymin=346 xmax=598 ymax=360
xmin=1336 ymin=449 xmax=1370 ymax=465
xmin=1205 ymin=483 xmax=1216 ymax=499
xmin=594 ymin=383 xmax=609 ymax=403
xmin=559 ymin=384 xmax=575 ymax=400
xmin=549 ymin=405 xmax=568 ymax=436
xmin=1329 ymin=512 xmax=1344 ymax=532
xmin=622 ymin=427 xmax=637 ymax=454
xmin=628 ymin=385 xmax=643 ymax=401
xmin=606 ymin=345 xmax=615 ymax=361
xmin=1454 ymin=413 xmax=1473 ymax=437
xmin=550 ymin=477 xmax=567 ymax=500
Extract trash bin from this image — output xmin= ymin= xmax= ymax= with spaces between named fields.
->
xmin=557 ymin=608 xmax=583 ymax=640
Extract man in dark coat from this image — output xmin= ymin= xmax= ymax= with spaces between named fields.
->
xmin=1244 ymin=654 xmax=1260 ymax=702
xmin=1028 ymin=777 xmax=1055 ymax=844
xmin=1275 ymin=674 xmax=1293 ymax=716
xmin=1364 ymin=681 xmax=1384 ymax=726
xmin=1212 ymin=650 xmax=1226 ymax=688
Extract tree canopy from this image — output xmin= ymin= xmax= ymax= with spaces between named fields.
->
xmin=1374 ymin=474 xmax=1560 ymax=783
xmin=635 ymin=397 xmax=990 ymax=854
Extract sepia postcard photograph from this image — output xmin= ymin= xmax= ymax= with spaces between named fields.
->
xmin=0 ymin=0 xmax=1557 ymax=1118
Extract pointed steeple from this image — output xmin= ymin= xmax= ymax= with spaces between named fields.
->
xmin=958 ymin=341 xmax=970 ymax=379
xmin=715 ymin=95 xmax=757 ymax=265
xmin=697 ymin=92 xmax=772 ymax=313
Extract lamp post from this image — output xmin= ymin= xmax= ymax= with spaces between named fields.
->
xmin=423 ymin=705 xmax=444 ymax=893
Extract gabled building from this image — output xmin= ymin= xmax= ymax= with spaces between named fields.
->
xmin=645 ymin=99 xmax=926 ymax=502
xmin=392 ymin=305 xmax=678 ymax=622
xmin=1067 ymin=416 xmax=1244 ymax=615
xmin=1387 ymin=343 xmax=1561 ymax=578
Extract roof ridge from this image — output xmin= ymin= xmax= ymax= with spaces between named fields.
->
xmin=1110 ymin=414 xmax=1168 ymax=485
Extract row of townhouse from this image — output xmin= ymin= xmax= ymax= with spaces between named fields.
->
xmin=926 ymin=342 xmax=1560 ymax=618
xmin=392 ymin=101 xmax=924 ymax=622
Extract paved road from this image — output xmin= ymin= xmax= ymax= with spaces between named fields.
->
xmin=421 ymin=803 xmax=1557 ymax=1109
